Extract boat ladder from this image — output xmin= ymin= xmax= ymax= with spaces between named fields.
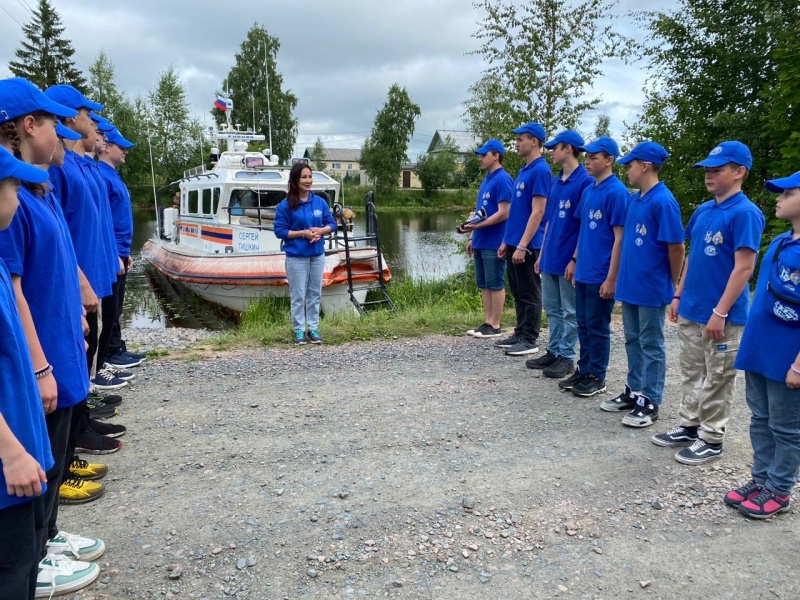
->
xmin=332 ymin=193 xmax=395 ymax=315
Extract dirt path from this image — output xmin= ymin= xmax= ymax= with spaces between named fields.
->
xmin=63 ymin=322 xmax=800 ymax=599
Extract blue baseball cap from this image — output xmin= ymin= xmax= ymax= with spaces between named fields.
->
xmin=693 ymin=141 xmax=752 ymax=170
xmin=511 ymin=122 xmax=546 ymax=142
xmin=617 ymin=141 xmax=670 ymax=166
xmin=0 ymin=77 xmax=77 ymax=124
xmin=0 ymin=145 xmax=48 ymax=184
xmin=96 ymin=121 xmax=115 ymax=133
xmin=44 ymin=84 xmax=104 ymax=112
xmin=106 ymin=128 xmax=134 ymax=149
xmin=544 ymin=130 xmax=584 ymax=150
xmin=475 ymin=139 xmax=505 ymax=155
xmin=579 ymin=136 xmax=620 ymax=158
xmin=765 ymin=171 xmax=800 ymax=193
xmin=55 ymin=120 xmax=82 ymax=141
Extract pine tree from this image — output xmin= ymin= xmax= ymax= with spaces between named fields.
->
xmin=9 ymin=0 xmax=86 ymax=90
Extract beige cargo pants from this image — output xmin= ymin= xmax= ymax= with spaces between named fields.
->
xmin=677 ymin=316 xmax=744 ymax=445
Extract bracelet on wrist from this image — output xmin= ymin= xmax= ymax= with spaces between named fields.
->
xmin=791 ymin=364 xmax=800 ymax=376
xmin=712 ymin=308 xmax=729 ymax=319
xmin=672 ymin=295 xmax=681 ymax=300
xmin=570 ymin=256 xmax=577 ymax=263
xmin=35 ymin=364 xmax=53 ymax=379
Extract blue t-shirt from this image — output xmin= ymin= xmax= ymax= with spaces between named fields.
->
xmin=503 ymin=157 xmax=552 ymax=249
xmin=0 ymin=260 xmax=54 ymax=510
xmin=679 ymin=192 xmax=765 ymax=325
xmin=736 ymin=232 xmax=800 ymax=381
xmin=0 ymin=187 xmax=89 ymax=408
xmin=98 ymin=161 xmax=133 ymax=258
xmin=574 ymin=174 xmax=629 ymax=285
xmin=540 ymin=164 xmax=593 ymax=275
xmin=80 ymin=156 xmax=118 ymax=287
xmin=472 ymin=167 xmax=513 ymax=251
xmin=273 ymin=192 xmax=337 ymax=258
xmin=616 ymin=182 xmax=685 ymax=307
xmin=49 ymin=150 xmax=112 ymax=298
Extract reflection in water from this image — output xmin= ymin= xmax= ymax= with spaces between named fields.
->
xmin=126 ymin=208 xmax=470 ymax=329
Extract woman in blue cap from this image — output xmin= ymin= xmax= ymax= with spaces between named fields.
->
xmin=724 ymin=171 xmax=800 ymax=519
xmin=0 ymin=145 xmax=54 ymax=600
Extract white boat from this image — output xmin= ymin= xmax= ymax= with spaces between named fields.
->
xmin=142 ymin=120 xmax=391 ymax=314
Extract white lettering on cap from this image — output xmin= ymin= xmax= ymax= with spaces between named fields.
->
xmin=709 ymin=146 xmax=723 ymax=155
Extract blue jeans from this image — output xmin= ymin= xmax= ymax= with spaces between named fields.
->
xmin=621 ymin=302 xmax=667 ymax=405
xmin=541 ymin=273 xmax=577 ymax=360
xmin=473 ymin=249 xmax=506 ymax=291
xmin=746 ymin=371 xmax=800 ymax=496
xmin=285 ymin=254 xmax=326 ymax=332
xmin=575 ymin=282 xmax=615 ymax=380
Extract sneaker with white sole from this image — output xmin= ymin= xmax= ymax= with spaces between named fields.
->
xmin=91 ymin=368 xmax=128 ymax=390
xmin=103 ymin=363 xmax=135 ymax=381
xmin=504 ymin=340 xmax=538 ymax=356
xmin=675 ymin=439 xmax=723 ymax=465
xmin=47 ymin=531 xmax=106 ymax=562
xmin=105 ymin=350 xmax=142 ymax=369
xmin=36 ymin=554 xmax=99 ymax=598
xmin=651 ymin=425 xmax=699 ymax=447
xmin=466 ymin=323 xmax=489 ymax=336
xmin=472 ymin=324 xmax=503 ymax=338
xmin=494 ymin=333 xmax=519 ymax=348
xmin=621 ymin=395 xmax=659 ymax=428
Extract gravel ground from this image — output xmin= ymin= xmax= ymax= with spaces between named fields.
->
xmin=61 ymin=319 xmax=800 ymax=599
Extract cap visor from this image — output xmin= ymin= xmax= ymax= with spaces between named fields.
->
xmin=543 ymin=140 xmax=559 ymax=149
xmin=765 ymin=177 xmax=800 ymax=193
xmin=41 ymin=99 xmax=78 ymax=120
xmin=616 ymin=154 xmax=635 ymax=165
xmin=55 ymin=123 xmax=81 ymax=140
xmin=6 ymin=160 xmax=49 ymax=184
xmin=84 ymin=99 xmax=104 ymax=111
xmin=692 ymin=157 xmax=728 ymax=169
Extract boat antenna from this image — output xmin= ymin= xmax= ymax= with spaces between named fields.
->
xmin=264 ymin=44 xmax=273 ymax=157
xmin=145 ymin=117 xmax=161 ymax=238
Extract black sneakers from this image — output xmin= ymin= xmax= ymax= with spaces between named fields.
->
xmin=88 ymin=419 xmax=127 ymax=439
xmin=526 ymin=351 xmax=557 ymax=369
xmin=600 ymin=385 xmax=638 ymax=412
xmin=558 ymin=369 xmax=584 ymax=391
xmin=572 ymin=374 xmax=607 ymax=397
xmin=75 ymin=429 xmax=122 ymax=455
xmin=651 ymin=426 xmax=699 ymax=447
xmin=494 ymin=333 xmax=519 ymax=348
xmin=675 ymin=439 xmax=723 ymax=465
xmin=504 ymin=340 xmax=538 ymax=356
xmin=621 ymin=396 xmax=659 ymax=428
xmin=543 ymin=357 xmax=574 ymax=379
xmin=472 ymin=324 xmax=503 ymax=338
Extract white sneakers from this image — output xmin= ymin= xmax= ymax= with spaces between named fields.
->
xmin=36 ymin=531 xmax=105 ymax=598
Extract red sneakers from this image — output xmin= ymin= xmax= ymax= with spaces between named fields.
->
xmin=738 ymin=488 xmax=791 ymax=519
xmin=723 ymin=480 xmax=763 ymax=507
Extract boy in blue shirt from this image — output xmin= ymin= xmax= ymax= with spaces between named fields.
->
xmin=460 ymin=139 xmax=513 ymax=338
xmin=724 ymin=172 xmax=800 ymax=518
xmin=652 ymin=141 xmax=765 ymax=464
xmin=530 ymin=130 xmax=592 ymax=378
xmin=495 ymin=122 xmax=552 ymax=356
xmin=601 ymin=142 xmax=685 ymax=428
xmin=0 ymin=146 xmax=54 ymax=600
xmin=561 ymin=137 xmax=629 ymax=397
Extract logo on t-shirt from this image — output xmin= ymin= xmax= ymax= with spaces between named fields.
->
xmin=589 ymin=209 xmax=603 ymax=230
xmin=313 ymin=209 xmax=322 ymax=217
xmin=779 ymin=266 xmax=800 ymax=289
xmin=773 ymin=300 xmax=799 ymax=323
xmin=635 ymin=223 xmax=647 ymax=247
xmin=558 ymin=199 xmax=571 ymax=219
xmin=703 ymin=230 xmax=723 ymax=256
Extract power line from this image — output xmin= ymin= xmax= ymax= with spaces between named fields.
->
xmin=14 ymin=0 xmax=31 ymax=15
xmin=0 ymin=3 xmax=24 ymax=27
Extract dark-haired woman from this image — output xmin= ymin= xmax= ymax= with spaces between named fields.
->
xmin=273 ymin=163 xmax=336 ymax=344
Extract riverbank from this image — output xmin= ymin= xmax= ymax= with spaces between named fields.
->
xmin=62 ymin=321 xmax=799 ymax=599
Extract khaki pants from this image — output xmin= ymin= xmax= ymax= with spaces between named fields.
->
xmin=677 ymin=316 xmax=743 ymax=445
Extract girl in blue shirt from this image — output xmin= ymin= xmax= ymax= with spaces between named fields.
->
xmin=273 ymin=163 xmax=336 ymax=344
xmin=725 ymin=172 xmax=800 ymax=519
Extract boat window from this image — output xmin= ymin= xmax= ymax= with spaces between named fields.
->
xmin=312 ymin=172 xmax=334 ymax=182
xmin=233 ymin=171 xmax=283 ymax=180
xmin=186 ymin=189 xmax=199 ymax=214
xmin=201 ymin=188 xmax=213 ymax=216
xmin=212 ymin=187 xmax=221 ymax=214
xmin=229 ymin=188 xmax=287 ymax=211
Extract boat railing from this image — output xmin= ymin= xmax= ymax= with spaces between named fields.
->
xmin=184 ymin=165 xmax=208 ymax=178
xmin=332 ymin=197 xmax=394 ymax=314
xmin=225 ymin=205 xmax=276 ymax=229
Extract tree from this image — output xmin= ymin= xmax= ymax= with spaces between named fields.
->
xmin=361 ymin=84 xmax=421 ymax=196
xmin=310 ymin=137 xmax=327 ymax=172
xmin=146 ymin=66 xmax=204 ymax=186
xmin=214 ymin=23 xmax=298 ymax=163
xmin=9 ymin=0 xmax=86 ymax=90
xmin=630 ymin=0 xmax=798 ymax=231
xmin=415 ymin=136 xmax=459 ymax=194
xmin=464 ymin=0 xmax=622 ymax=142
xmin=593 ymin=114 xmax=611 ymax=140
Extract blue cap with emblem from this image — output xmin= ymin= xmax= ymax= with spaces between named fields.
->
xmin=693 ymin=141 xmax=752 ymax=170
xmin=543 ymin=130 xmax=585 ymax=150
xmin=0 ymin=78 xmax=78 ymax=123
xmin=578 ymin=136 xmax=620 ymax=158
xmin=617 ymin=141 xmax=670 ymax=166
xmin=511 ymin=122 xmax=546 ymax=143
xmin=475 ymin=139 xmax=505 ymax=155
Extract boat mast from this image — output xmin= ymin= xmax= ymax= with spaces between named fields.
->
xmin=264 ymin=45 xmax=273 ymax=156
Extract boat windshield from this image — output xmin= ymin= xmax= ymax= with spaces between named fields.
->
xmin=229 ymin=189 xmax=286 ymax=212
xmin=234 ymin=171 xmax=284 ymax=180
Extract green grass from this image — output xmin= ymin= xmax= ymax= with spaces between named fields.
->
xmin=236 ymin=272 xmax=517 ymax=346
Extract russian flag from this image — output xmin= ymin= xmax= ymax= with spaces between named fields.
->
xmin=214 ymin=96 xmax=228 ymax=111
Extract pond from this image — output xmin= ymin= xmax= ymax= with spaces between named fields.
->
xmin=123 ymin=208 xmax=471 ymax=329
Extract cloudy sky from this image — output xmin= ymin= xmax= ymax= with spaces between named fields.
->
xmin=0 ymin=0 xmax=677 ymax=158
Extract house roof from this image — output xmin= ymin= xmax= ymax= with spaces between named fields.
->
xmin=427 ymin=130 xmax=481 ymax=154
xmin=302 ymin=147 xmax=362 ymax=162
